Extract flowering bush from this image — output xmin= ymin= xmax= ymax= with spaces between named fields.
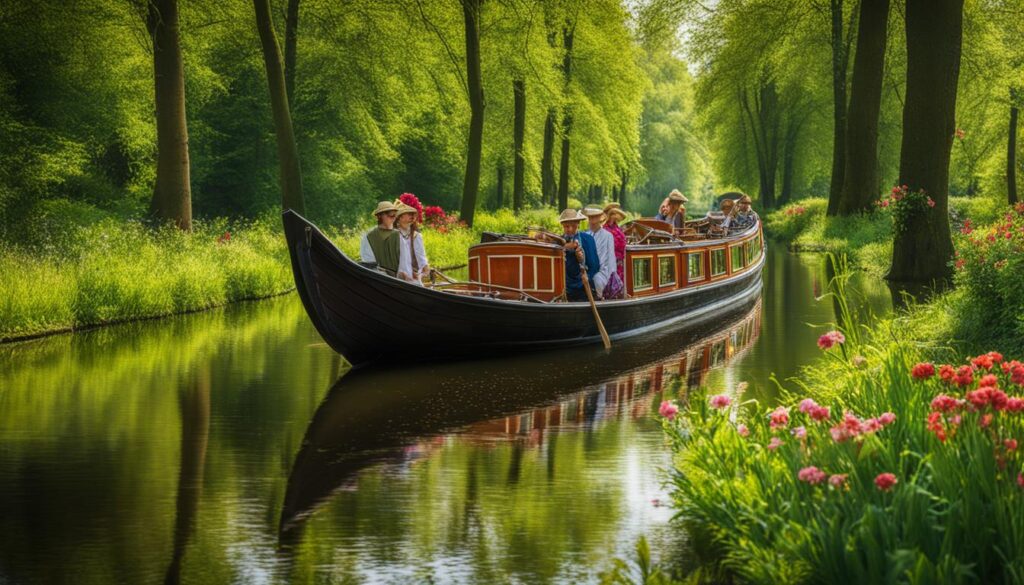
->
xmin=784 ymin=205 xmax=807 ymax=217
xmin=662 ymin=340 xmax=1024 ymax=583
xmin=419 ymin=204 xmax=467 ymax=234
xmin=954 ymin=203 xmax=1024 ymax=341
xmin=397 ymin=192 xmax=423 ymax=223
xmin=876 ymin=184 xmax=936 ymax=233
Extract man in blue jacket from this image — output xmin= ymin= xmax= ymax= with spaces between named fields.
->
xmin=559 ymin=208 xmax=601 ymax=302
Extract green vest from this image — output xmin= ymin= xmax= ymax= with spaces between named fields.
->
xmin=366 ymin=227 xmax=400 ymax=274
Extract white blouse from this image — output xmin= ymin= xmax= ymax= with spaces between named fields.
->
xmin=397 ymin=230 xmax=429 ymax=285
xmin=589 ymin=228 xmax=615 ymax=297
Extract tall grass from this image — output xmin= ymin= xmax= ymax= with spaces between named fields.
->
xmin=1 ymin=204 xmax=562 ymax=340
xmin=659 ymin=258 xmax=1024 ymax=584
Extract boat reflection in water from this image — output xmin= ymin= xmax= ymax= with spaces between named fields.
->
xmin=279 ymin=289 xmax=762 ymax=545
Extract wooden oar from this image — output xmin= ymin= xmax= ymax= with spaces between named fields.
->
xmin=577 ymin=248 xmax=611 ymax=350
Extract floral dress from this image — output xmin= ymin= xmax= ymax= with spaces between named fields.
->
xmin=602 ymin=222 xmax=627 ymax=299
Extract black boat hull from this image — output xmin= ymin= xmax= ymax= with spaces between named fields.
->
xmin=283 ymin=210 xmax=766 ymax=366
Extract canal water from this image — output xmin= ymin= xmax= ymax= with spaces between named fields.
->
xmin=0 ymin=247 xmax=889 ymax=584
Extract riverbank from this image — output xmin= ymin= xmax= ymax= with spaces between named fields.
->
xmin=651 ymin=198 xmax=1024 ymax=583
xmin=0 ymin=201 xmax=559 ymax=342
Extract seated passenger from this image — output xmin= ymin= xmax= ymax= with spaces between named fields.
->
xmin=395 ymin=202 xmax=429 ymax=285
xmin=559 ymin=209 xmax=601 ymax=302
xmin=360 ymin=201 xmax=400 ymax=275
xmin=655 ymin=190 xmax=687 ymax=229
xmin=706 ymin=198 xmax=736 ymax=228
xmin=730 ymin=194 xmax=759 ymax=230
xmin=602 ymin=203 xmax=627 ymax=298
xmin=583 ymin=206 xmax=620 ymax=300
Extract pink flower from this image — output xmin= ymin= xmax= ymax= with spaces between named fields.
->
xmin=709 ymin=394 xmax=732 ymax=410
xmin=1018 ymin=473 xmax=1024 ymax=489
xmin=767 ymin=437 xmax=783 ymax=451
xmin=798 ymin=466 xmax=827 ymax=485
xmin=1005 ymin=438 xmax=1018 ymax=451
xmin=911 ymin=363 xmax=936 ymax=380
xmin=809 ymin=405 xmax=831 ymax=422
xmin=874 ymin=472 xmax=898 ymax=491
xmin=799 ymin=398 xmax=819 ymax=414
xmin=879 ymin=412 xmax=896 ymax=426
xmin=828 ymin=473 xmax=848 ymax=488
xmin=792 ymin=426 xmax=807 ymax=439
xmin=817 ymin=330 xmax=846 ymax=350
xmin=659 ymin=400 xmax=679 ymax=420
xmin=1007 ymin=397 xmax=1024 ymax=412
xmin=979 ymin=374 xmax=999 ymax=388
xmin=769 ymin=407 xmax=790 ymax=430
xmin=931 ymin=394 xmax=961 ymax=413
xmin=737 ymin=424 xmax=750 ymax=437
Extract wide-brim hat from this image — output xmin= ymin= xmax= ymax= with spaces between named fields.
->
xmin=372 ymin=200 xmax=399 ymax=217
xmin=582 ymin=206 xmax=605 ymax=218
xmin=394 ymin=201 xmax=418 ymax=218
xmin=603 ymin=203 xmax=625 ymax=220
xmin=720 ymin=199 xmax=736 ymax=210
xmin=738 ymin=194 xmax=752 ymax=204
xmin=668 ymin=190 xmax=688 ymax=203
xmin=558 ymin=209 xmax=586 ymax=224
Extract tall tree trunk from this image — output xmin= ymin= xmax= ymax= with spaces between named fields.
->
xmin=284 ymin=0 xmax=299 ymax=104
xmin=779 ymin=115 xmax=802 ymax=206
xmin=826 ymin=0 xmax=851 ymax=216
xmin=513 ymin=79 xmax=526 ymax=212
xmin=496 ymin=165 xmax=505 ymax=208
xmin=888 ymin=0 xmax=963 ymax=283
xmin=620 ymin=170 xmax=628 ymax=208
xmin=557 ymin=24 xmax=574 ymax=211
xmin=541 ymin=110 xmax=556 ymax=205
xmin=147 ymin=0 xmax=192 ymax=230
xmin=742 ymin=81 xmax=780 ymax=208
xmin=460 ymin=0 xmax=484 ymax=226
xmin=253 ymin=0 xmax=305 ymax=214
xmin=837 ymin=0 xmax=890 ymax=215
xmin=1009 ymin=95 xmax=1019 ymax=205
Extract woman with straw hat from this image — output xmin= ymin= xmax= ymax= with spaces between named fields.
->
xmin=730 ymin=194 xmax=758 ymax=230
xmin=601 ymin=202 xmax=627 ymax=299
xmin=559 ymin=208 xmax=601 ymax=302
xmin=360 ymin=201 xmax=401 ymax=275
xmin=655 ymin=189 xmax=688 ymax=229
xmin=395 ymin=201 xmax=429 ymax=285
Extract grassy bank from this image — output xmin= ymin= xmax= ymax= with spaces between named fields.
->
xmin=764 ymin=196 xmax=1005 ymax=278
xmin=0 ymin=201 xmax=560 ymax=341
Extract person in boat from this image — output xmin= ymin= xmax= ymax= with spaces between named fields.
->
xmin=359 ymin=201 xmax=400 ymax=275
xmin=658 ymin=197 xmax=669 ymax=218
xmin=583 ymin=206 xmax=617 ymax=300
xmin=706 ymin=198 xmax=736 ymax=228
xmin=395 ymin=201 xmax=429 ymax=285
xmin=730 ymin=194 xmax=759 ymax=231
xmin=602 ymin=202 xmax=627 ymax=298
xmin=560 ymin=208 xmax=601 ymax=302
xmin=655 ymin=190 xmax=687 ymax=229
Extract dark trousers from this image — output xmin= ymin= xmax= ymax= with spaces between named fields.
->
xmin=567 ymin=285 xmax=594 ymax=302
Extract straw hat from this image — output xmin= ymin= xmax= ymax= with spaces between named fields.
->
xmin=720 ymin=199 xmax=736 ymax=212
xmin=372 ymin=200 xmax=398 ymax=217
xmin=738 ymin=194 xmax=752 ymax=204
xmin=668 ymin=190 xmax=688 ymax=203
xmin=604 ymin=203 xmax=626 ymax=221
xmin=558 ymin=209 xmax=586 ymax=223
xmin=394 ymin=201 xmax=418 ymax=218
xmin=582 ymin=206 xmax=605 ymax=218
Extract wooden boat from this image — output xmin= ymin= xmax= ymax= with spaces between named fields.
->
xmin=282 ymin=209 xmax=765 ymax=367
xmin=278 ymin=298 xmax=762 ymax=542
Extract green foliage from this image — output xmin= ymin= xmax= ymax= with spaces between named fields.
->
xmin=765 ymin=198 xmax=893 ymax=275
xmin=663 ymin=264 xmax=1024 ymax=584
xmin=953 ymin=203 xmax=1024 ymax=347
xmin=0 ymin=202 xmax=291 ymax=339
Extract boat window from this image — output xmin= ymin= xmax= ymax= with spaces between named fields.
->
xmin=711 ymin=249 xmax=727 ymax=276
xmin=731 ymin=245 xmax=745 ymax=270
xmin=751 ymin=235 xmax=762 ymax=261
xmin=687 ymin=252 xmax=704 ymax=281
xmin=632 ymin=257 xmax=653 ymax=290
xmin=658 ymin=256 xmax=676 ymax=287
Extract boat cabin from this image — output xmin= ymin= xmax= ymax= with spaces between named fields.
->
xmin=466 ymin=219 xmax=763 ymax=302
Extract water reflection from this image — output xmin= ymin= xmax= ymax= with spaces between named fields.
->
xmin=280 ymin=299 xmax=761 ymax=546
